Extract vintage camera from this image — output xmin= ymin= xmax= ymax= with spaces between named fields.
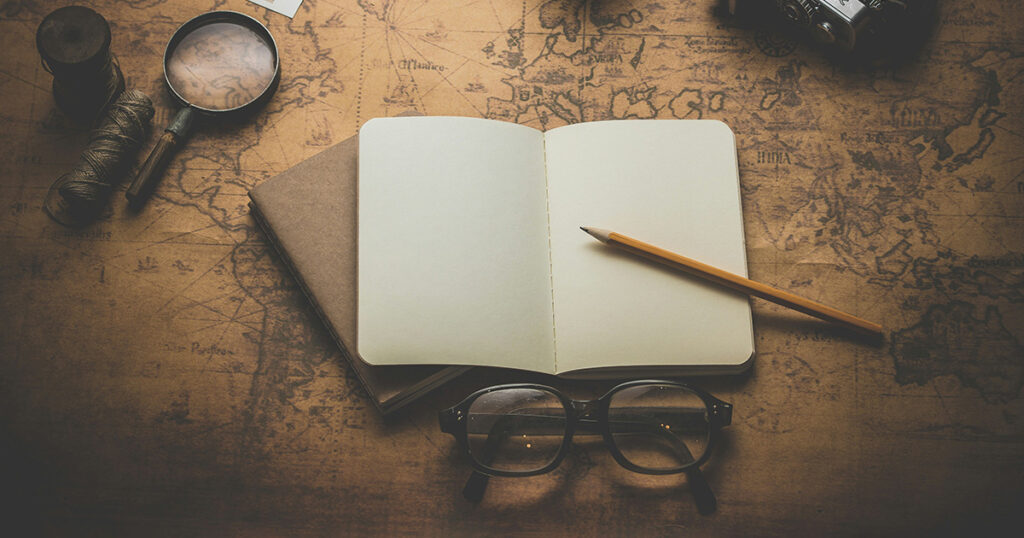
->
xmin=725 ymin=0 xmax=924 ymax=53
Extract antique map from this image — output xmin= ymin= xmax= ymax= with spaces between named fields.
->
xmin=1 ymin=0 xmax=1022 ymax=534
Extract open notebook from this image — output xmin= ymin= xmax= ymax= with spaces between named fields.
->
xmin=358 ymin=117 xmax=754 ymax=377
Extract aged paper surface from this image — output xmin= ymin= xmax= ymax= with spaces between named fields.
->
xmin=1 ymin=0 xmax=1022 ymax=534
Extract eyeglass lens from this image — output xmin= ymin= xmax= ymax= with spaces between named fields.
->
xmin=608 ymin=384 xmax=710 ymax=471
xmin=466 ymin=388 xmax=566 ymax=473
xmin=464 ymin=383 xmax=712 ymax=474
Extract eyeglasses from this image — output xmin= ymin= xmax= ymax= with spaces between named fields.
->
xmin=438 ymin=380 xmax=732 ymax=514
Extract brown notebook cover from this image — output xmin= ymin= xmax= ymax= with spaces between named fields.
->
xmin=248 ymin=128 xmax=470 ymax=414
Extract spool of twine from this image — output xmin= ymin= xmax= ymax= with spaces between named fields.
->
xmin=44 ymin=90 xmax=155 ymax=227
xmin=36 ymin=6 xmax=125 ymax=124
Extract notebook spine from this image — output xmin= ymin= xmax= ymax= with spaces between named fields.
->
xmin=540 ymin=134 xmax=558 ymax=372
xmin=248 ymin=201 xmax=386 ymax=413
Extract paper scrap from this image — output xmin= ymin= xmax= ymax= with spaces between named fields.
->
xmin=248 ymin=0 xmax=303 ymax=18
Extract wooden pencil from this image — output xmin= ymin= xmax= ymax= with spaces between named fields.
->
xmin=581 ymin=226 xmax=883 ymax=338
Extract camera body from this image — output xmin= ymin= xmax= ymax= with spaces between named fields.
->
xmin=725 ymin=0 xmax=911 ymax=52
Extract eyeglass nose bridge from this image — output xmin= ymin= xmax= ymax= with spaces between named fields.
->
xmin=569 ymin=399 xmax=599 ymax=417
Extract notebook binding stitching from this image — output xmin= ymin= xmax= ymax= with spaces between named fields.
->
xmin=541 ymin=133 xmax=557 ymax=372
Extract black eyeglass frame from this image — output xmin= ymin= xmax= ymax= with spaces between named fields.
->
xmin=439 ymin=379 xmax=733 ymax=478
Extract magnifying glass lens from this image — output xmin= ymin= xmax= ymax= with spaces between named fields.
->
xmin=165 ymin=21 xmax=276 ymax=111
xmin=127 ymin=11 xmax=279 ymax=209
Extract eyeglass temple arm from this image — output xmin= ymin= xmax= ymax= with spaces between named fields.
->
xmin=465 ymin=465 xmax=713 ymax=513
xmin=439 ymin=408 xmax=493 ymax=502
xmin=687 ymin=466 xmax=716 ymax=515
xmin=463 ymin=470 xmax=490 ymax=502
xmin=462 ymin=413 xmax=513 ymax=502
xmin=592 ymin=411 xmax=717 ymax=514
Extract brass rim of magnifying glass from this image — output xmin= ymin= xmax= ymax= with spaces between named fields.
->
xmin=161 ymin=10 xmax=281 ymax=115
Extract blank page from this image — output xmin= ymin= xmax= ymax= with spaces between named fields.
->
xmin=358 ymin=117 xmax=556 ymax=373
xmin=544 ymin=120 xmax=754 ymax=374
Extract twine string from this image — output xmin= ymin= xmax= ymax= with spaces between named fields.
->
xmin=45 ymin=90 xmax=155 ymax=225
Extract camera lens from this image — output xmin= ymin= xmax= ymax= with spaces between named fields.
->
xmin=778 ymin=0 xmax=813 ymax=25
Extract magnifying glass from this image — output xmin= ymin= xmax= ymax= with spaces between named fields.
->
xmin=126 ymin=11 xmax=280 ymax=209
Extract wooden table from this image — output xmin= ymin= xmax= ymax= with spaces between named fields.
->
xmin=2 ymin=0 xmax=1022 ymax=535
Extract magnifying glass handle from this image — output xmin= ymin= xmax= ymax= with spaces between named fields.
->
xmin=126 ymin=107 xmax=195 ymax=210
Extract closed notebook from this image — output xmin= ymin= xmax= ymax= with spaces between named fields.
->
xmin=357 ymin=117 xmax=755 ymax=377
xmin=248 ymin=127 xmax=469 ymax=414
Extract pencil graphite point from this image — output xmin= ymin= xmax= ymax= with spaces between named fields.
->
xmin=580 ymin=226 xmax=611 ymax=243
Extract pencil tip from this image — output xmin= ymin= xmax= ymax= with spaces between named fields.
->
xmin=580 ymin=226 xmax=611 ymax=243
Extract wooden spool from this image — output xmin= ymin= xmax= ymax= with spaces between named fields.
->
xmin=36 ymin=6 xmax=124 ymax=123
